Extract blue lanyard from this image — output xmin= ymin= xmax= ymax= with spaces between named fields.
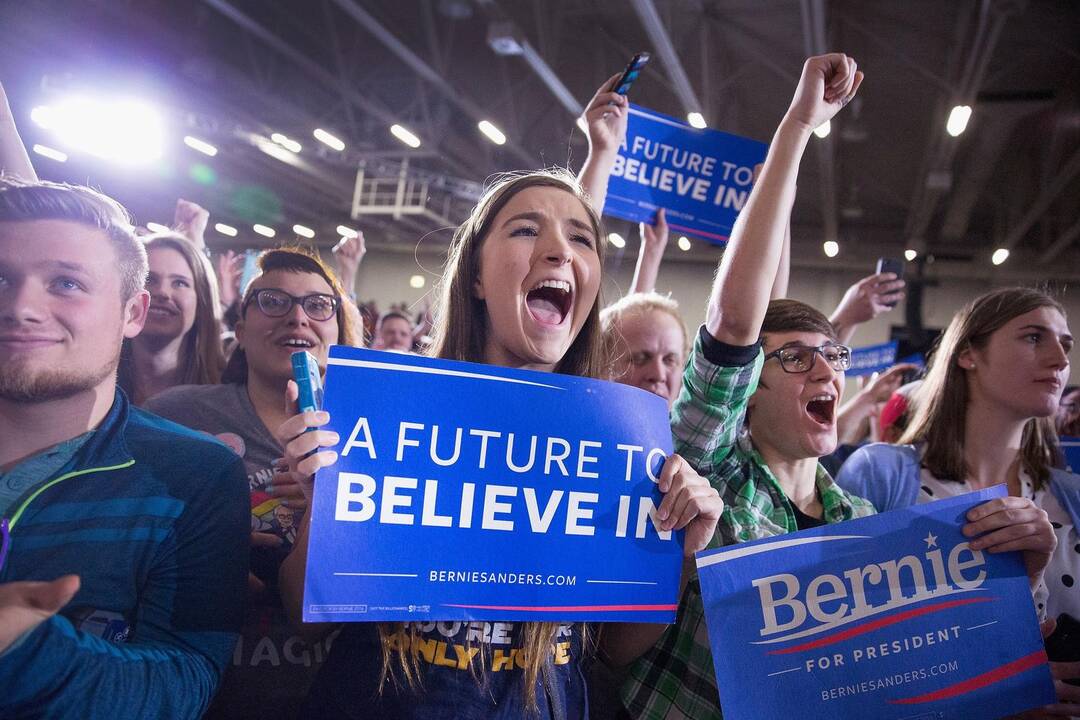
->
xmin=0 ymin=518 xmax=10 ymax=572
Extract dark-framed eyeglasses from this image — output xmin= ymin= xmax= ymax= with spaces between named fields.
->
xmin=243 ymin=288 xmax=339 ymax=322
xmin=764 ymin=343 xmax=852 ymax=374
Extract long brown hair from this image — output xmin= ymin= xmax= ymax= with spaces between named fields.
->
xmin=221 ymin=246 xmax=359 ymax=383
xmin=900 ymin=286 xmax=1067 ymax=487
xmin=119 ymin=233 xmax=223 ymax=397
xmin=381 ymin=169 xmax=606 ymax=711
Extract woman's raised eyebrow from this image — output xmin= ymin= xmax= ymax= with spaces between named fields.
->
xmin=501 ymin=211 xmax=542 ymax=227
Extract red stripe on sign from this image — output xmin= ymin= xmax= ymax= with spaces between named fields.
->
xmin=442 ymin=604 xmax=678 ymax=612
xmin=665 ymin=222 xmax=729 ymax=242
xmin=889 ymin=650 xmax=1049 ymax=704
xmin=768 ymin=597 xmax=993 ymax=655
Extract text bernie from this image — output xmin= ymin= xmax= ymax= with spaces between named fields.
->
xmin=752 ymin=542 xmax=987 ymax=637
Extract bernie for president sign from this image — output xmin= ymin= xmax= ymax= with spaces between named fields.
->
xmin=695 ymin=486 xmax=1054 ymax=720
xmin=303 ymin=346 xmax=683 ymax=624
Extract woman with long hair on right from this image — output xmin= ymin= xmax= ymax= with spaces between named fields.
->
xmin=837 ymin=286 xmax=1080 ymax=714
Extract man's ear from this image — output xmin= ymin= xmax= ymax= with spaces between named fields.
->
xmin=122 ymin=290 xmax=150 ymax=339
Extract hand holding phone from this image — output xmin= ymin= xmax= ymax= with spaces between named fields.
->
xmin=613 ymin=52 xmax=650 ymax=96
xmin=875 ymin=257 xmax=905 ymax=308
xmin=291 ymin=351 xmax=323 ymax=415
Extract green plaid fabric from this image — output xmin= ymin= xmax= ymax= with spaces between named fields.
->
xmin=620 ymin=329 xmax=876 ymax=720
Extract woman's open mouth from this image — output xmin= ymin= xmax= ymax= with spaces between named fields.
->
xmin=805 ymin=393 xmax=836 ymax=427
xmin=525 ymin=279 xmax=573 ymax=327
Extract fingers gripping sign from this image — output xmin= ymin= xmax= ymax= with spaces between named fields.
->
xmin=656 ymin=454 xmax=724 ymax=556
xmin=964 ymin=496 xmax=1057 ymax=588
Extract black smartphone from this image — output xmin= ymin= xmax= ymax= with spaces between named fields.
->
xmin=1046 ymin=613 xmax=1080 ymax=665
xmin=613 ymin=52 xmax=650 ymax=95
xmin=875 ymin=257 xmax=905 ymax=308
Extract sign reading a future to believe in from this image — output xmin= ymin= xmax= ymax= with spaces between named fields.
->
xmin=695 ymin=486 xmax=1054 ymax=720
xmin=303 ymin=346 xmax=683 ymax=623
xmin=603 ymin=104 xmax=768 ymax=245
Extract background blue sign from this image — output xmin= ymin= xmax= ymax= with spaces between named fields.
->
xmin=1062 ymin=436 xmax=1080 ymax=473
xmin=303 ymin=346 xmax=682 ymax=623
xmin=603 ymin=104 xmax=768 ymax=245
xmin=696 ymin=487 xmax=1054 ymax=720
xmin=847 ymin=340 xmax=900 ymax=377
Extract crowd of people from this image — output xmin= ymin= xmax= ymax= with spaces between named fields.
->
xmin=0 ymin=52 xmax=1076 ymax=720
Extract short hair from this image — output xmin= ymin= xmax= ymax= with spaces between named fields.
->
xmin=379 ymin=311 xmax=414 ymax=329
xmin=222 ymin=246 xmax=359 ymax=384
xmin=0 ymin=175 xmax=147 ymax=299
xmin=601 ymin=291 xmax=690 ymax=358
xmin=761 ymin=298 xmax=838 ymax=344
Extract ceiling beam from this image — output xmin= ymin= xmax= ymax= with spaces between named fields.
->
xmin=1000 ymin=145 xmax=1080 ymax=251
xmin=1037 ymin=215 xmax=1080 ymax=265
xmin=629 ymin=0 xmax=705 ymax=120
xmin=328 ymin=0 xmax=538 ymax=168
xmin=799 ymin=0 xmax=838 ymax=245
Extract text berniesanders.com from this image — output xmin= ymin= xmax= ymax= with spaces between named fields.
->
xmin=429 ymin=570 xmax=577 ymax=586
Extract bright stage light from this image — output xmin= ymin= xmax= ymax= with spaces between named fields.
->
xmin=271 ymin=133 xmax=301 ymax=153
xmin=183 ymin=136 xmax=218 ymax=157
xmin=946 ymin=105 xmax=972 ymax=137
xmin=253 ymin=224 xmax=276 ymax=238
xmin=31 ymin=97 xmax=165 ymax=165
xmin=813 ymin=120 xmax=831 ymax=139
xmin=678 ymin=236 xmax=691 ymax=252
xmin=823 ymin=240 xmax=840 ymax=258
xmin=32 ymin=144 xmax=67 ymax=162
xmin=687 ymin=112 xmax=707 ymax=129
xmin=146 ymin=222 xmax=170 ymax=234
xmin=337 ymin=225 xmax=358 ymax=239
xmin=478 ymin=120 xmax=507 ymax=145
xmin=292 ymin=224 xmax=315 ymax=239
xmin=215 ymin=223 xmax=238 ymax=237
xmin=390 ymin=124 xmax=421 ymax=148
xmin=314 ymin=128 xmax=345 ymax=151
xmin=991 ymin=248 xmax=1009 ymax=265
xmin=607 ymin=232 xmax=626 ymax=249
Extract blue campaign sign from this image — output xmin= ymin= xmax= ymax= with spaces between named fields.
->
xmin=303 ymin=346 xmax=682 ymax=623
xmin=1062 ymin=436 xmax=1080 ymax=473
xmin=847 ymin=340 xmax=900 ymax=377
xmin=695 ymin=487 xmax=1054 ymax=720
xmin=604 ymin=104 xmax=767 ymax=245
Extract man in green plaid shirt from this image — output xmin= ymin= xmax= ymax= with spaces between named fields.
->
xmin=615 ymin=53 xmax=875 ymax=719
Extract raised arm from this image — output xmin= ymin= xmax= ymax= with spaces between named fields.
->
xmin=0 ymin=82 xmax=38 ymax=181
xmin=576 ymin=75 xmax=628 ymax=216
xmin=706 ymin=54 xmax=863 ymax=344
xmin=828 ymin=272 xmax=905 ymax=344
xmin=630 ymin=208 xmax=669 ymax=294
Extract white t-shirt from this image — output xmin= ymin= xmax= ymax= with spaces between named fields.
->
xmin=917 ymin=469 xmax=1079 ymax=623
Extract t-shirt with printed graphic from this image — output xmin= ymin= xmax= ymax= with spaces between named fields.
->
xmin=146 ymin=382 xmax=325 ymax=719
xmin=303 ymin=620 xmax=589 ymax=719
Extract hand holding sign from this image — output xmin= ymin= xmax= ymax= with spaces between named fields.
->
xmin=964 ymin=496 xmax=1057 ymax=589
xmin=656 ymin=453 xmax=723 ymax=556
xmin=785 ymin=53 xmax=864 ymax=135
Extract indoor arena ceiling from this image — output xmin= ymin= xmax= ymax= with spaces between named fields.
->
xmin=1 ymin=0 xmax=1079 ymax=281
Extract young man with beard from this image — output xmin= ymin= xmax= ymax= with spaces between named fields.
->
xmin=0 ymin=177 xmax=248 ymax=719
xmin=620 ymin=54 xmax=1056 ymax=720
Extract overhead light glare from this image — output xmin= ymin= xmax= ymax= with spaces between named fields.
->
xmin=292 ymin=224 xmax=315 ymax=239
xmin=313 ymin=128 xmax=345 ymax=151
xmin=686 ymin=112 xmax=707 ymax=129
xmin=904 ymin=249 xmax=918 ymax=261
xmin=991 ymin=248 xmax=1009 ymax=265
xmin=946 ymin=105 xmax=972 ymax=137
xmin=409 ymin=274 xmax=426 ymax=289
xmin=575 ymin=117 xmax=588 ymax=134
xmin=607 ymin=232 xmax=626 ymax=249
xmin=270 ymin=132 xmax=301 ymax=153
xmin=146 ymin=222 xmax=170 ymax=234
xmin=30 ymin=97 xmax=165 ymax=165
xmin=389 ymin=124 xmax=421 ymax=148
xmin=32 ymin=144 xmax=67 ymax=162
xmin=215 ymin=223 xmax=238 ymax=237
xmin=253 ymin=224 xmax=276 ymax=238
xmin=183 ymin=135 xmax=218 ymax=157
xmin=337 ymin=225 xmax=358 ymax=239
xmin=813 ymin=120 xmax=831 ymax=139
xmin=477 ymin=120 xmax=507 ymax=145
xmin=823 ymin=240 xmax=840 ymax=258
xmin=677 ymin=236 xmax=691 ymax=252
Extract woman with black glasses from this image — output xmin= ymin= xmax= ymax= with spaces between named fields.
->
xmin=145 ymin=247 xmax=360 ymax=720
